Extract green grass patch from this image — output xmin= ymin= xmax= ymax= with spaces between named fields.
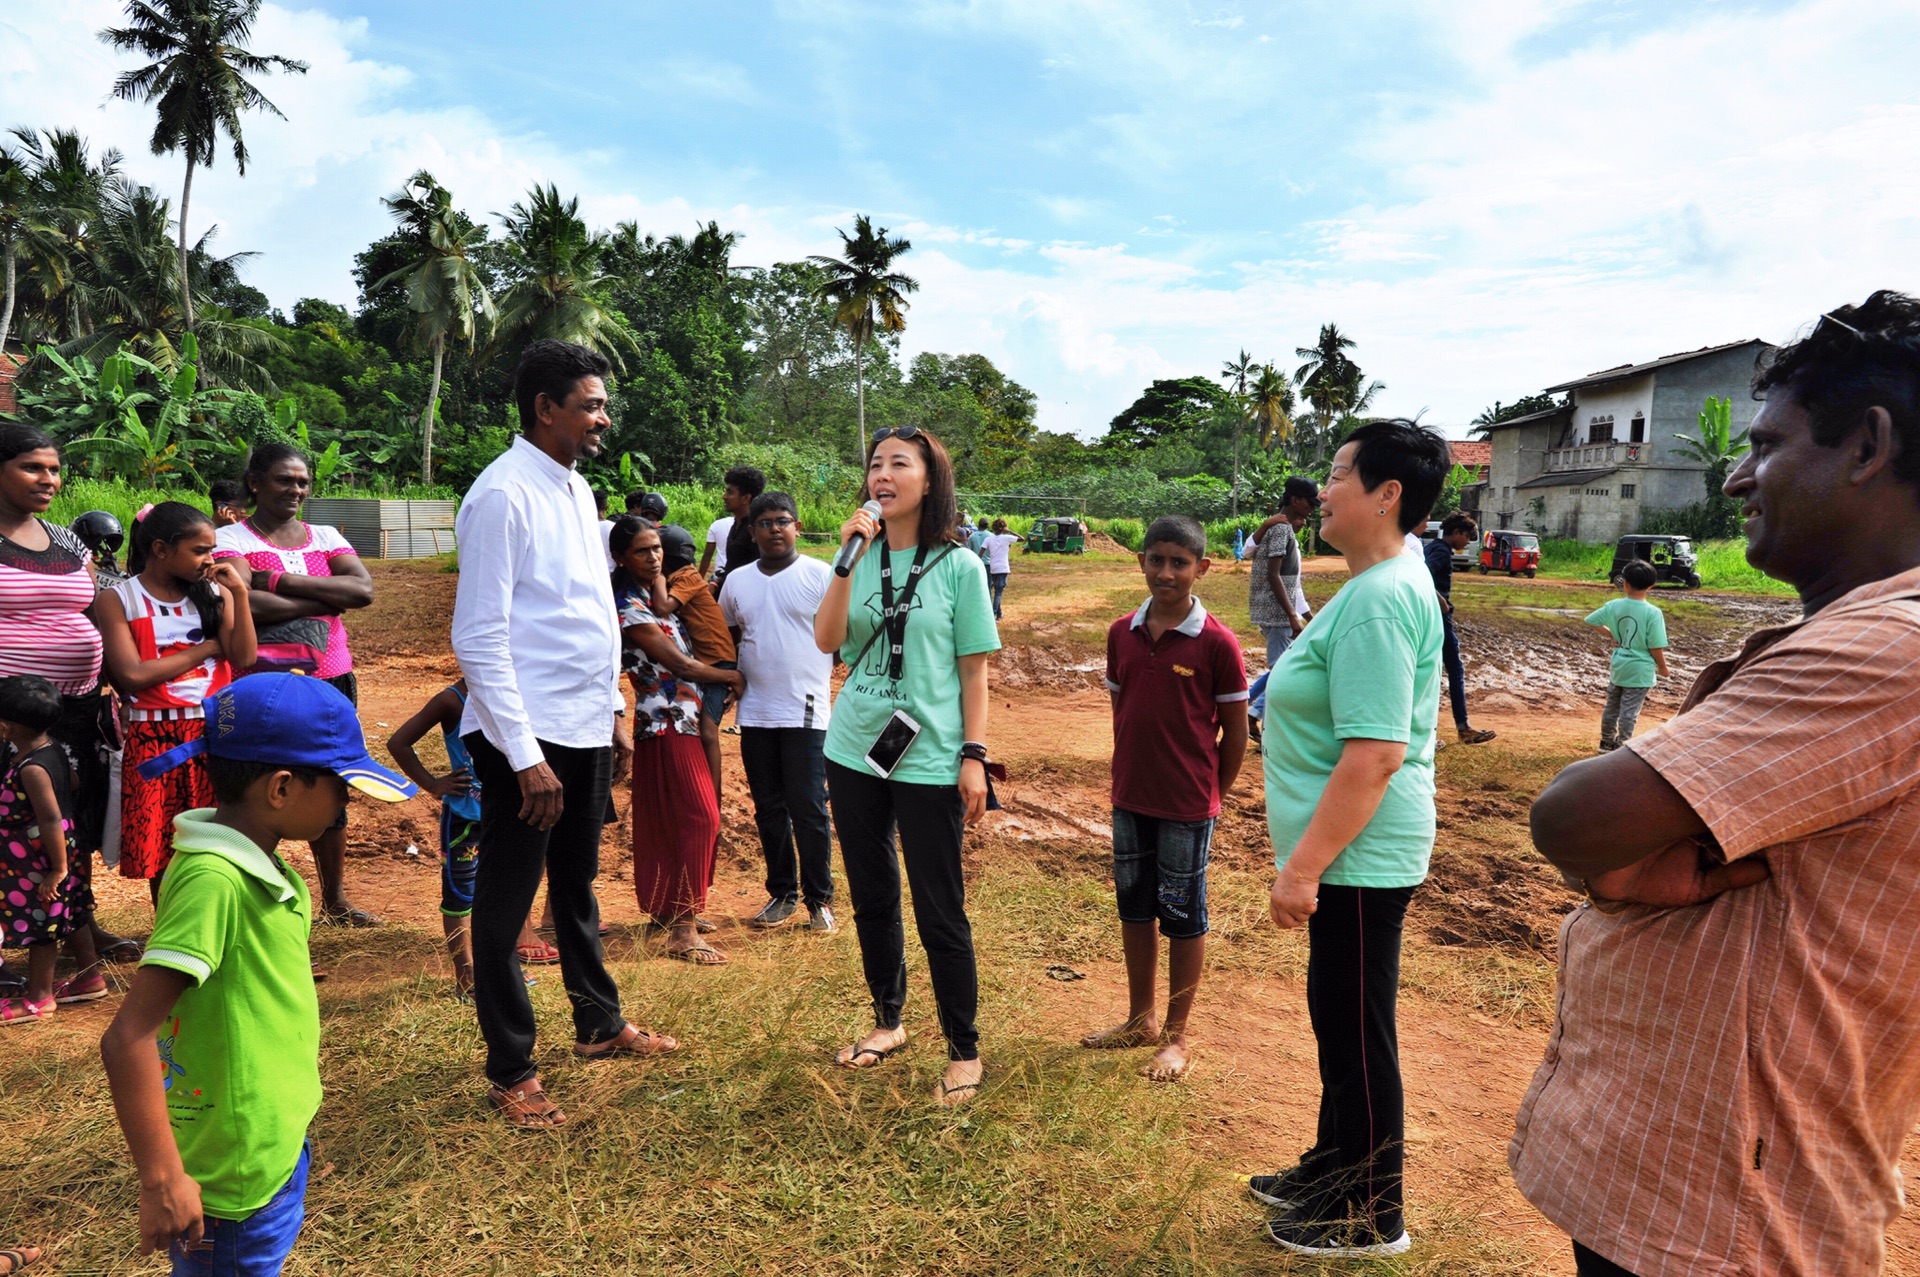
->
xmin=1532 ymin=537 xmax=1793 ymax=597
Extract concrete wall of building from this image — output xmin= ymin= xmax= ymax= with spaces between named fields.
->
xmin=1570 ymin=376 xmax=1653 ymax=447
xmin=1484 ymin=415 xmax=1562 ymax=529
xmin=1649 ymin=343 xmax=1766 ymax=467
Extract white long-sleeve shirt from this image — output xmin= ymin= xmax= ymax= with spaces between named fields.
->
xmin=452 ymin=435 xmax=621 ymax=771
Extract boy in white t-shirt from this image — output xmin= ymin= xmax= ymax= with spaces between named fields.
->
xmin=718 ymin=492 xmax=837 ymax=933
xmin=982 ymin=518 xmax=1024 ymax=620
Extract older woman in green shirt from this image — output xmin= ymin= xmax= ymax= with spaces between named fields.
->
xmin=1249 ymin=420 xmax=1451 ymax=1260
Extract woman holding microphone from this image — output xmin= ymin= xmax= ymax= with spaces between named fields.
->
xmin=814 ymin=425 xmax=1000 ymax=1107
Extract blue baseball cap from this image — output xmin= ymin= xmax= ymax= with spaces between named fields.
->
xmin=139 ymin=674 xmax=418 ymax=802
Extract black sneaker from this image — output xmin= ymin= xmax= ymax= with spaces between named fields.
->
xmin=806 ymin=904 xmax=837 ymax=933
xmin=1262 ymin=1206 xmax=1410 ymax=1257
xmin=749 ymin=897 xmax=798 ymax=929
xmin=1247 ymin=1164 xmax=1318 ymax=1210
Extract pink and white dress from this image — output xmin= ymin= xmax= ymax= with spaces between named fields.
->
xmin=213 ymin=519 xmax=358 ymax=678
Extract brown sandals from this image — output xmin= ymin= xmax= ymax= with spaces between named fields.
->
xmin=489 ymin=1078 xmax=566 ymax=1130
xmin=573 ymin=1023 xmax=680 ymax=1061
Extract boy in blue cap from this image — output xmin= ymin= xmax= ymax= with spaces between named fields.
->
xmin=100 ymin=674 xmax=416 ymax=1276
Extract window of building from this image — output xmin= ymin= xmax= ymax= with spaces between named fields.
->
xmin=1589 ymin=414 xmax=1615 ymax=443
xmin=1586 ymin=487 xmax=1611 ymax=496
xmin=1629 ymin=413 xmax=1645 ymax=443
xmin=1621 ymin=484 xmax=1636 ymax=499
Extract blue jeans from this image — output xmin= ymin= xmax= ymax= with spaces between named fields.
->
xmin=1111 ymin=808 xmax=1215 ymax=939
xmin=171 ymin=1141 xmax=310 ymax=1276
xmin=989 ymin=572 xmax=1009 ymax=619
xmin=1441 ymin=614 xmax=1469 ymax=730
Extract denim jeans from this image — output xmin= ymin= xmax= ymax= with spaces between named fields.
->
xmin=171 ymin=1140 xmax=310 ymax=1276
xmin=1600 ymin=684 xmax=1651 ymax=748
xmin=989 ymin=572 xmax=1009 ymax=619
xmin=739 ymin=726 xmax=834 ymax=907
xmin=1110 ymin=808 xmax=1215 ymax=939
xmin=1440 ymin=614 xmax=1470 ymax=730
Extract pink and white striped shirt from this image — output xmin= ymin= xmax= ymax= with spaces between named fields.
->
xmin=0 ymin=521 xmax=102 ymax=696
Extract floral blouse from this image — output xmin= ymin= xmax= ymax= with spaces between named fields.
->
xmin=616 ymin=583 xmax=702 ymax=739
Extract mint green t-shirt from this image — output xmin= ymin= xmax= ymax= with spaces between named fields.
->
xmin=1585 ymin=596 xmax=1668 ymax=689
xmin=142 ymin=809 xmax=321 ymax=1220
xmin=823 ymin=542 xmax=1002 ymax=785
xmin=1263 ymin=551 xmax=1442 ymax=888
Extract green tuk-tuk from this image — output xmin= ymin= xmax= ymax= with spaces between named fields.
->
xmin=1609 ymin=534 xmax=1701 ymax=589
xmin=1025 ymin=517 xmax=1087 ymax=554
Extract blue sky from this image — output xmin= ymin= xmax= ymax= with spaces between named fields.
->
xmin=5 ymin=0 xmax=1917 ymax=438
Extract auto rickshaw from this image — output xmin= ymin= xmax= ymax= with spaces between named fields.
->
xmin=1025 ymin=516 xmax=1086 ymax=554
xmin=1608 ymin=534 xmax=1701 ymax=589
xmin=1478 ymin=529 xmax=1540 ymax=577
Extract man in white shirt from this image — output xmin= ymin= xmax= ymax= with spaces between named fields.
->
xmin=983 ymin=518 xmax=1023 ymax=620
xmin=720 ymin=492 xmax=837 ymax=932
xmin=452 ymin=339 xmax=673 ymax=1128
xmin=698 ymin=465 xmax=767 ymax=583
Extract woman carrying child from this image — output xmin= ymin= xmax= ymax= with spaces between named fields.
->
xmin=0 ymin=675 xmax=93 ymax=1023
xmin=611 ymin=517 xmax=743 ymax=964
xmin=94 ymin=502 xmax=257 ymax=912
xmin=814 ymin=425 xmax=1001 ymax=1107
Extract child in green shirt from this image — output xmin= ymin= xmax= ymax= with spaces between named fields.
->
xmin=1583 ymin=560 xmax=1670 ymax=751
xmin=101 ymin=674 xmax=417 ymax=1275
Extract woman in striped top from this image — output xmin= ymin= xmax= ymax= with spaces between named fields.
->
xmin=95 ymin=502 xmax=257 ymax=901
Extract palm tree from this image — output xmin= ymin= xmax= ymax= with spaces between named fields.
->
xmin=1249 ymin=363 xmax=1296 ymax=450
xmin=7 ymin=130 xmax=124 ymax=345
xmin=98 ymin=0 xmax=308 ymax=333
xmin=0 ymin=141 xmax=53 ymax=357
xmin=373 ymin=171 xmax=494 ymax=484
xmin=1221 ymin=348 xmax=1256 ymax=514
xmin=1294 ymin=322 xmax=1357 ymax=418
xmin=491 ymin=184 xmax=637 ymax=367
xmin=809 ymin=215 xmax=917 ymax=458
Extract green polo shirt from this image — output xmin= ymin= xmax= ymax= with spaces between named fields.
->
xmin=142 ymin=809 xmax=321 ymax=1220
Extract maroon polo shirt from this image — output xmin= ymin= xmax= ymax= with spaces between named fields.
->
xmin=1105 ymin=597 xmax=1249 ymax=822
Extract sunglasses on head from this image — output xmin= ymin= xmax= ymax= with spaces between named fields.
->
xmin=871 ymin=425 xmax=921 ymax=445
xmin=1815 ymin=310 xmax=1867 ymax=339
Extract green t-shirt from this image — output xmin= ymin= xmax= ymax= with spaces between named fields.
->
xmin=1585 ymin=596 xmax=1668 ymax=689
xmin=1263 ymin=551 xmax=1442 ymax=888
xmin=823 ymin=541 xmax=1002 ymax=785
xmin=142 ymin=809 xmax=321 ymax=1220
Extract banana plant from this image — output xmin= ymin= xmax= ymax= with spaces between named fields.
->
xmin=62 ymin=333 xmax=235 ymax=484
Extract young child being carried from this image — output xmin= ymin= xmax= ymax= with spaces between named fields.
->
xmin=651 ymin=524 xmax=738 ymax=804
xmin=95 ymin=503 xmax=258 ymax=914
xmin=1084 ymin=515 xmax=1248 ymax=1082
xmin=1583 ymin=559 xmax=1669 ymax=751
xmin=386 ymin=677 xmax=557 ymax=997
xmin=100 ymin=674 xmax=416 ymax=1275
xmin=0 ymin=676 xmax=92 ymax=1024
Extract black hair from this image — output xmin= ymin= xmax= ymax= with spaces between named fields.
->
xmin=746 ymin=491 xmax=797 ymax=523
xmin=1621 ymin=560 xmax=1658 ymax=590
xmin=0 ymin=423 xmax=57 ymax=465
xmin=208 ymin=479 xmax=246 ymax=508
xmin=991 ymin=518 xmax=1008 ymax=533
xmin=593 ymin=490 xmax=610 ymax=513
xmin=1343 ymin=419 xmax=1452 ymax=534
xmin=608 ymin=514 xmax=658 ymax=597
xmin=242 ymin=442 xmax=310 ymax=505
xmin=206 ymin=754 xmax=332 ymax=804
xmin=1440 ymin=512 xmax=1478 ymax=538
xmin=1143 ymin=514 xmax=1208 ymax=558
xmin=1282 ymin=476 xmax=1320 ymax=506
xmin=626 ymin=489 xmax=666 ymax=517
xmin=513 ymin=339 xmax=612 ymax=433
xmin=128 ymin=501 xmax=223 ymax=631
xmin=1755 ymin=290 xmax=1920 ymax=486
xmin=724 ymin=466 xmax=767 ymax=499
xmin=0 ymin=674 xmax=63 ymax=733
xmin=976 ymin=517 xmax=988 ymax=529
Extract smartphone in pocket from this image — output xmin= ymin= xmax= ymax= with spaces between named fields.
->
xmin=864 ymin=709 xmax=923 ymax=778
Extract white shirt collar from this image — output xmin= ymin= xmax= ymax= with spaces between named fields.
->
xmin=1129 ymin=595 xmax=1208 ymax=638
xmin=510 ymin=434 xmax=580 ymax=488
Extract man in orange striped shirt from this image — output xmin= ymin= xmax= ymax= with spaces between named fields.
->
xmin=1517 ymin=291 xmax=1920 ymax=1276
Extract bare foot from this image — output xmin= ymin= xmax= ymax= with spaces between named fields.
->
xmin=937 ymin=1057 xmax=984 ymax=1107
xmin=1141 ymin=1037 xmax=1192 ymax=1082
xmin=1081 ymin=1018 xmax=1159 ymax=1050
xmin=836 ymin=1024 xmax=908 ymax=1069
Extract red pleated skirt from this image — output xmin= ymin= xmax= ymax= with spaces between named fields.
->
xmin=630 ymin=729 xmax=718 ymax=920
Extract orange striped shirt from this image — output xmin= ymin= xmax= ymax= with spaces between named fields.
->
xmin=1511 ymin=567 xmax=1920 ymax=1276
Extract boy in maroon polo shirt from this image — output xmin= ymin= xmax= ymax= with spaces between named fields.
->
xmin=1083 ymin=514 xmax=1249 ymax=1081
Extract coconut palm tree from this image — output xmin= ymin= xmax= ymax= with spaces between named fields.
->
xmin=491 ymin=183 xmax=637 ymax=368
xmin=97 ymin=0 xmax=308 ymax=333
xmin=809 ymin=215 xmax=917 ymax=458
xmin=0 ymin=142 xmax=54 ymax=357
xmin=373 ymin=171 xmax=494 ymax=484
xmin=1221 ymin=348 xmax=1256 ymax=514
xmin=1249 ymin=362 xmax=1296 ymax=451
xmin=7 ymin=129 xmax=124 ymax=345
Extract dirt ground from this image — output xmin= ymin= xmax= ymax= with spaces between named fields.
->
xmin=50 ymin=555 xmax=1920 ymax=1273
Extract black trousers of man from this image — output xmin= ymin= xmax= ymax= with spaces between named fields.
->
xmin=740 ymin=726 xmax=835 ymax=908
xmin=466 ymin=733 xmax=626 ymax=1088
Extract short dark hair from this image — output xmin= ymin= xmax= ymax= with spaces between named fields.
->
xmin=1440 ymin=512 xmax=1478 ymax=538
xmin=0 ymin=675 xmax=62 ymax=733
xmin=626 ymin=490 xmax=668 ymax=519
xmin=242 ymin=442 xmax=309 ymax=503
xmin=1143 ymin=514 xmax=1207 ymax=558
xmin=593 ymin=489 xmax=609 ymax=513
xmin=513 ymin=339 xmax=611 ymax=433
xmin=747 ymin=491 xmax=797 ymax=523
xmin=724 ymin=466 xmax=767 ymax=499
xmin=1621 ymin=560 xmax=1658 ymax=590
xmin=1343 ymin=419 xmax=1452 ymax=534
xmin=208 ymin=479 xmax=246 ymax=508
xmin=0 ymin=423 xmax=56 ymax=466
xmin=1755 ymin=290 xmax=1920 ymax=486
xmin=206 ymin=754 xmax=332 ymax=804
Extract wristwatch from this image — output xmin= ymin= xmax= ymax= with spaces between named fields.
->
xmin=960 ymin=741 xmax=989 ymax=764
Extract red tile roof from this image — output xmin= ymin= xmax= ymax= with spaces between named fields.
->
xmin=1449 ymin=441 xmax=1491 ymax=472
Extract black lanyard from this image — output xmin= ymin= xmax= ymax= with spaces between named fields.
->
xmin=878 ymin=541 xmax=933 ymax=682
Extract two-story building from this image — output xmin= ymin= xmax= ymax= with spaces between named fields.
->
xmin=1469 ymin=338 xmax=1772 ymax=542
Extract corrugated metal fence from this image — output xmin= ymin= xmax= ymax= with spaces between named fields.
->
xmin=303 ymin=498 xmax=458 ymax=560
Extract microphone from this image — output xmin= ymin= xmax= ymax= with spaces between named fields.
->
xmin=834 ymin=500 xmax=884 ymax=577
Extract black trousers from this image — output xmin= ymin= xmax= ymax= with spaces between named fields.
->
xmin=466 ymin=732 xmax=625 ymax=1087
xmin=1296 ymin=882 xmax=1417 ymax=1236
xmin=740 ymin=727 xmax=834 ymax=907
xmin=1440 ymin=614 xmax=1469 ymax=729
xmin=1574 ymin=1242 xmax=1638 ymax=1276
xmin=826 ymin=759 xmax=979 ymax=1061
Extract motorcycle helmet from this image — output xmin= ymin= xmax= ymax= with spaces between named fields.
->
xmin=70 ymin=510 xmax=125 ymax=558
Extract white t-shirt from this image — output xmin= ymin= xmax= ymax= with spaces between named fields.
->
xmin=719 ymin=555 xmax=834 ymax=730
xmin=984 ymin=533 xmax=1020 ymax=574
xmin=598 ymin=518 xmax=615 ymax=572
xmin=705 ymin=516 xmax=734 ymax=571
